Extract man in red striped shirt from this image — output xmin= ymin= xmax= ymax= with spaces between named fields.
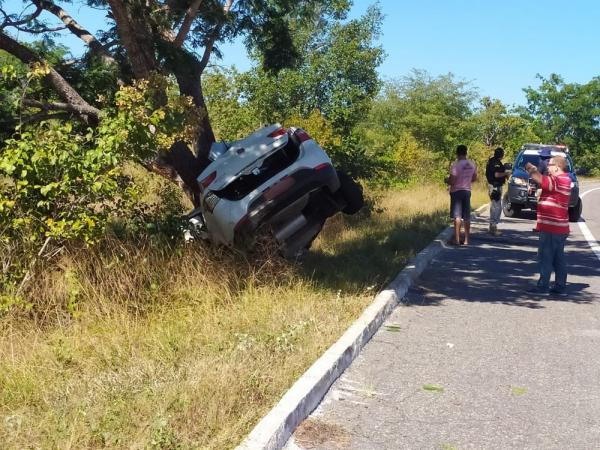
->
xmin=525 ymin=156 xmax=572 ymax=295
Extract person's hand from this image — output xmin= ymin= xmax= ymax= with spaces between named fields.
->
xmin=525 ymin=162 xmax=537 ymax=173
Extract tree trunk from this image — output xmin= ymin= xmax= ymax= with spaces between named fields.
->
xmin=107 ymin=0 xmax=157 ymax=79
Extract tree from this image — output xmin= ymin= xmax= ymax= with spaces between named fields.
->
xmin=522 ymin=74 xmax=600 ymax=171
xmin=378 ymin=70 xmax=478 ymax=156
xmin=0 ymin=0 xmax=350 ymax=204
xmin=469 ymin=96 xmax=539 ymax=158
xmin=197 ymin=5 xmax=384 ymax=177
xmin=238 ymin=5 xmax=384 ymax=136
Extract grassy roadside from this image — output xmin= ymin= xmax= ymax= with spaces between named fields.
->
xmin=0 ymin=183 xmax=487 ymax=449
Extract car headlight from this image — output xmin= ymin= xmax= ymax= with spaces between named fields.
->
xmin=570 ymin=181 xmax=578 ymax=188
xmin=510 ymin=177 xmax=527 ymax=186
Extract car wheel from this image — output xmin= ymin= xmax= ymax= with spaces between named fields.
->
xmin=568 ymin=197 xmax=582 ymax=222
xmin=336 ymin=171 xmax=364 ymax=215
xmin=502 ymin=193 xmax=521 ymax=218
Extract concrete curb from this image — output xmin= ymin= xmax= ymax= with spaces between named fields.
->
xmin=236 ymin=203 xmax=489 ymax=450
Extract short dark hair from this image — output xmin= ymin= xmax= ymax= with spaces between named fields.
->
xmin=456 ymin=144 xmax=468 ymax=156
xmin=494 ymin=147 xmax=504 ymax=158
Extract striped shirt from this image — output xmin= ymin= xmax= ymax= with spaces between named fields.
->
xmin=536 ymin=172 xmax=572 ymax=234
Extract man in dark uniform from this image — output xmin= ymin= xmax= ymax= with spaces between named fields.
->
xmin=537 ymin=147 xmax=552 ymax=175
xmin=485 ymin=147 xmax=510 ymax=235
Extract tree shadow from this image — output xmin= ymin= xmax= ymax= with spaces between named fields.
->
xmin=302 ymin=211 xmax=599 ymax=309
xmin=404 ymin=216 xmax=598 ymax=308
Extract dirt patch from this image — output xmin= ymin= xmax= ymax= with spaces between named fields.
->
xmin=293 ymin=418 xmax=351 ymax=449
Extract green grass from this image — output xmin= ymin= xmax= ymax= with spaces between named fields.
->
xmin=0 ymin=183 xmax=487 ymax=449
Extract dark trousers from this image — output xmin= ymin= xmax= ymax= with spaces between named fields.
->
xmin=537 ymin=231 xmax=568 ymax=289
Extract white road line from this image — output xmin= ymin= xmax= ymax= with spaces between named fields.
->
xmin=578 ymin=187 xmax=600 ymax=262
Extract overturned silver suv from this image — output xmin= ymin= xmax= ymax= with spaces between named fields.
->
xmin=187 ymin=124 xmax=364 ymax=258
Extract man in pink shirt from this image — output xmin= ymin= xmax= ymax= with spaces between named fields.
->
xmin=447 ymin=145 xmax=477 ymax=245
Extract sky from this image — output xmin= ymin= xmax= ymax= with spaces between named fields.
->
xmin=7 ymin=0 xmax=600 ymax=107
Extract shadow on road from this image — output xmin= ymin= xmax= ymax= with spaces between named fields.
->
xmin=406 ymin=216 xmax=598 ymax=309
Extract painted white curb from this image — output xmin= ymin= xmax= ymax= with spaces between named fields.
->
xmin=237 ymin=204 xmax=489 ymax=450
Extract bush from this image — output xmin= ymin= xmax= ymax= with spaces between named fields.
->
xmin=0 ymin=75 xmax=201 ymax=289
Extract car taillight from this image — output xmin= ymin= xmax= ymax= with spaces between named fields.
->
xmin=295 ymin=129 xmax=311 ymax=143
xmin=268 ymin=127 xmax=287 ymax=138
xmin=314 ymin=163 xmax=330 ymax=171
xmin=234 ymin=214 xmax=251 ymax=232
xmin=199 ymin=171 xmax=216 ymax=190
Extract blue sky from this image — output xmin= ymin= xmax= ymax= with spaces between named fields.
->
xmin=8 ymin=0 xmax=600 ymax=107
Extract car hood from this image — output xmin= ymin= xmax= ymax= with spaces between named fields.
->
xmin=512 ymin=167 xmax=529 ymax=180
xmin=197 ymin=124 xmax=288 ymax=191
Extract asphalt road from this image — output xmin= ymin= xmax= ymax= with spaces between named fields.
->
xmin=286 ymin=180 xmax=600 ymax=450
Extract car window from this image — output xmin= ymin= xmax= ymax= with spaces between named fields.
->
xmin=515 ymin=153 xmax=574 ymax=173
xmin=515 ymin=153 xmax=540 ymax=168
xmin=567 ymin=156 xmax=574 ymax=173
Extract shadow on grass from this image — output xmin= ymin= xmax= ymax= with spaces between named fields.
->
xmin=300 ymin=210 xmax=449 ymax=293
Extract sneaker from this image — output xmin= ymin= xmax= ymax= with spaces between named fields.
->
xmin=526 ymin=286 xmax=549 ymax=296
xmin=549 ymin=286 xmax=568 ymax=297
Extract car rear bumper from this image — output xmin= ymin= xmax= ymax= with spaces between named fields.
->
xmin=234 ymin=165 xmax=340 ymax=245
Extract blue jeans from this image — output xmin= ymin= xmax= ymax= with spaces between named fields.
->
xmin=537 ymin=231 xmax=568 ymax=289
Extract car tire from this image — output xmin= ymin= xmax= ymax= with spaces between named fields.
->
xmin=502 ymin=193 xmax=521 ymax=218
xmin=336 ymin=171 xmax=364 ymax=215
xmin=568 ymin=197 xmax=582 ymax=222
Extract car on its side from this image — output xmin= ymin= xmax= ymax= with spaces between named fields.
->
xmin=188 ymin=124 xmax=363 ymax=258
xmin=503 ymin=144 xmax=582 ymax=222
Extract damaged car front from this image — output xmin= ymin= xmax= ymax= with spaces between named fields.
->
xmin=190 ymin=124 xmax=363 ymax=258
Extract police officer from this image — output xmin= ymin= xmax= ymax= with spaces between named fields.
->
xmin=485 ymin=147 xmax=510 ymax=235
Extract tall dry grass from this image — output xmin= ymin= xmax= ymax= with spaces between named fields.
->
xmin=0 ymin=183 xmax=487 ymax=449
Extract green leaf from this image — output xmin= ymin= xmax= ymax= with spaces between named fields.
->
xmin=422 ymin=384 xmax=444 ymax=393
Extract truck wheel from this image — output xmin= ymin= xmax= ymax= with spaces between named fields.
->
xmin=336 ymin=171 xmax=364 ymax=215
xmin=568 ymin=197 xmax=582 ymax=222
xmin=502 ymin=193 xmax=521 ymax=218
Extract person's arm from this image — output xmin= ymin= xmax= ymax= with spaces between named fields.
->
xmin=446 ymin=162 xmax=456 ymax=185
xmin=525 ymin=162 xmax=543 ymax=184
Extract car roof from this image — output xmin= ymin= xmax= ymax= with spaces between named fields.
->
xmin=520 ymin=143 xmax=569 ymax=152
xmin=522 ymin=149 xmax=568 ymax=157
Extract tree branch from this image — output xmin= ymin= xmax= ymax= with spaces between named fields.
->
xmin=33 ymin=0 xmax=116 ymax=65
xmin=21 ymin=98 xmax=88 ymax=113
xmin=21 ymin=110 xmax=71 ymax=124
xmin=12 ymin=23 xmax=67 ymax=33
xmin=174 ymin=0 xmax=203 ymax=48
xmin=198 ymin=0 xmax=234 ymax=72
xmin=0 ymin=31 xmax=101 ymax=121
xmin=0 ymin=5 xmax=43 ymax=31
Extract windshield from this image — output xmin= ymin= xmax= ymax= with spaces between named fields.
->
xmin=515 ymin=153 xmax=573 ymax=172
xmin=516 ymin=154 xmax=540 ymax=169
